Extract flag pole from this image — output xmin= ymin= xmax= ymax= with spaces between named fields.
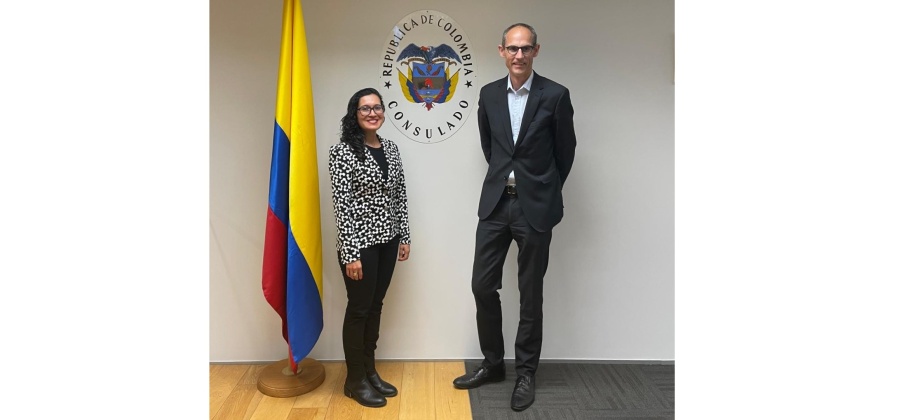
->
xmin=289 ymin=348 xmax=298 ymax=374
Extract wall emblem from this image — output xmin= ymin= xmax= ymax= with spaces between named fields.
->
xmin=379 ymin=10 xmax=477 ymax=143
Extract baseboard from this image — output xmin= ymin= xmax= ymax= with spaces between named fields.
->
xmin=211 ymin=358 xmax=675 ymax=365
xmin=538 ymin=359 xmax=674 ymax=365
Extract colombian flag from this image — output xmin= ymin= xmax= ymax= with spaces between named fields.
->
xmin=262 ymin=0 xmax=323 ymax=371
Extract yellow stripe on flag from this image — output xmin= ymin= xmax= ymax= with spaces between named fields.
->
xmin=278 ymin=0 xmax=323 ymax=297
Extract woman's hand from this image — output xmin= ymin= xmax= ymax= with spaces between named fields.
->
xmin=345 ymin=260 xmax=362 ymax=280
xmin=398 ymin=244 xmax=410 ymax=261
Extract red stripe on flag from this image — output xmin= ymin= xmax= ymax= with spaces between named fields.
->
xmin=262 ymin=207 xmax=289 ymax=342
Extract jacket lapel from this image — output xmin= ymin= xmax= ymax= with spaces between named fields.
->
xmin=362 ymin=142 xmax=383 ymax=183
xmin=494 ymin=82 xmax=515 ymax=152
xmin=516 ymin=73 xmax=543 ymax=148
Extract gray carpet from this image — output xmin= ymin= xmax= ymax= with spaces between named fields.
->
xmin=464 ymin=361 xmax=674 ymax=419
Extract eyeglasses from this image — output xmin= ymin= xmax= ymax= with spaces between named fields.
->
xmin=503 ymin=45 xmax=535 ymax=56
xmin=358 ymin=105 xmax=385 ymax=116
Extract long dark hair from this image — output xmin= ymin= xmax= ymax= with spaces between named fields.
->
xmin=339 ymin=87 xmax=383 ymax=161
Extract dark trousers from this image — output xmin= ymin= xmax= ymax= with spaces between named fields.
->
xmin=472 ymin=193 xmax=553 ymax=377
xmin=340 ymin=236 xmax=399 ymax=383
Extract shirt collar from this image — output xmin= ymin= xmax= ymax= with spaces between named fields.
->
xmin=506 ymin=71 xmax=534 ymax=93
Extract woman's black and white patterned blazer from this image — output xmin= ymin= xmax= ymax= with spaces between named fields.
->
xmin=329 ymin=137 xmax=411 ymax=265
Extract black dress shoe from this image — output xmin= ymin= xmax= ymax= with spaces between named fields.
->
xmin=510 ymin=375 xmax=535 ymax=411
xmin=343 ymin=378 xmax=387 ymax=407
xmin=366 ymin=371 xmax=398 ymax=397
xmin=452 ymin=363 xmax=506 ymax=389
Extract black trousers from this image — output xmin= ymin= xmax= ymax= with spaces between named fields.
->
xmin=340 ymin=236 xmax=399 ymax=382
xmin=471 ymin=193 xmax=553 ymax=377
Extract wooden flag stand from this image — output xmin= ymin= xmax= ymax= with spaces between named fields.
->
xmin=257 ymin=357 xmax=325 ymax=398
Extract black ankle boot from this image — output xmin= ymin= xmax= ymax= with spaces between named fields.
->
xmin=367 ymin=371 xmax=398 ymax=397
xmin=343 ymin=377 xmax=386 ymax=407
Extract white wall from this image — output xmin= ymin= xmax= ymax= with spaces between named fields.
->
xmin=210 ymin=0 xmax=674 ymax=362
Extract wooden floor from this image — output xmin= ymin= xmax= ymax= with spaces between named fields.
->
xmin=210 ymin=361 xmax=473 ymax=420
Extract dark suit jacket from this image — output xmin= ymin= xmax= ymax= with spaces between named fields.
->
xmin=477 ymin=72 xmax=576 ymax=232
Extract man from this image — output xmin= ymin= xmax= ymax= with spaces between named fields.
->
xmin=452 ymin=23 xmax=576 ymax=412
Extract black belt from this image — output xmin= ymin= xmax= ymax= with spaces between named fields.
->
xmin=504 ymin=185 xmax=517 ymax=196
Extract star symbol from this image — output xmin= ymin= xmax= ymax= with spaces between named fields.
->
xmin=465 ymin=80 xmax=472 ymax=88
xmin=384 ymin=81 xmax=392 ymax=88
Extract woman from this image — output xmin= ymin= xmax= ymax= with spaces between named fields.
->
xmin=329 ymin=87 xmax=411 ymax=408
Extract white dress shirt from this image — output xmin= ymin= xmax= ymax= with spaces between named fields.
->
xmin=506 ymin=72 xmax=534 ymax=186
